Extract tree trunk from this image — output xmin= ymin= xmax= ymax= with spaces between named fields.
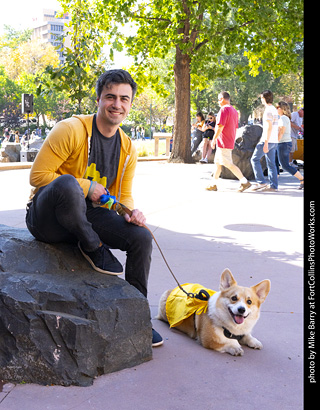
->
xmin=170 ymin=45 xmax=192 ymax=163
xmin=41 ymin=113 xmax=47 ymax=128
xmin=239 ymin=109 xmax=250 ymax=126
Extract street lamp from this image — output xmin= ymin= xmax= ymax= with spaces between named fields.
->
xmin=22 ymin=94 xmax=34 ymax=150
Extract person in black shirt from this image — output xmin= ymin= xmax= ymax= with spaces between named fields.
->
xmin=200 ymin=112 xmax=216 ymax=163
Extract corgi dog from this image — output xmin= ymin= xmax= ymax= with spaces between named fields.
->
xmin=157 ymin=268 xmax=271 ymax=356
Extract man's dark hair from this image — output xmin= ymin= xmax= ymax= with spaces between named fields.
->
xmin=96 ymin=69 xmax=138 ymax=101
xmin=220 ymin=91 xmax=231 ymax=101
xmin=261 ymin=89 xmax=273 ymax=104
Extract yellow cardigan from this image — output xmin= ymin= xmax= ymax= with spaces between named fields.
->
xmin=29 ymin=114 xmax=137 ymax=209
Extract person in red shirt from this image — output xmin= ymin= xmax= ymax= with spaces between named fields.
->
xmin=206 ymin=91 xmax=251 ymax=192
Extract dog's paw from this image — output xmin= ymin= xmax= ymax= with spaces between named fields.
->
xmin=242 ymin=335 xmax=263 ymax=350
xmin=225 ymin=345 xmax=244 ymax=356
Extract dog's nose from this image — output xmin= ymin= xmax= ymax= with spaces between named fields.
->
xmin=238 ymin=307 xmax=246 ymax=314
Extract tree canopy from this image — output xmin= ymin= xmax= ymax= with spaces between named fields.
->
xmin=0 ymin=0 xmax=304 ymax=148
xmin=93 ymin=0 xmax=304 ymax=162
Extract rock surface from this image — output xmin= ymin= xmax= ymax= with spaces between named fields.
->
xmin=194 ymin=124 xmax=266 ymax=180
xmin=0 ymin=225 xmax=152 ymax=387
xmin=220 ymin=124 xmax=265 ymax=180
xmin=0 ymin=143 xmax=21 ymax=162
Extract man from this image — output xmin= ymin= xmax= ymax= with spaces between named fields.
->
xmin=289 ymin=107 xmax=304 ymax=164
xmin=26 ymin=69 xmax=163 ymax=347
xmin=206 ymin=91 xmax=251 ymax=192
xmin=251 ymin=90 xmax=279 ymax=192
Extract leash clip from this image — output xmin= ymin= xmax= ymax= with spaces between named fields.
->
xmin=195 ymin=289 xmax=210 ymax=301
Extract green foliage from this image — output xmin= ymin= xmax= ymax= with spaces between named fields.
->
xmin=38 ymin=0 xmax=108 ymax=114
xmin=91 ymin=0 xmax=303 ymax=161
xmin=95 ymin=0 xmax=303 ymax=79
xmin=0 ymin=66 xmax=23 ymax=129
xmin=0 ymin=26 xmax=32 ymax=49
xmin=0 ymin=25 xmax=69 ymax=128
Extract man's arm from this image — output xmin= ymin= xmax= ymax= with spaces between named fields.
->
xmin=29 ymin=121 xmax=91 ymax=196
xmin=263 ymin=119 xmax=273 ymax=153
xmin=211 ymin=124 xmax=224 ymax=149
xmin=291 ymin=121 xmax=303 ymax=132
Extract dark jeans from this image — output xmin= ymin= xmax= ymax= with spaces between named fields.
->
xmin=277 ymin=141 xmax=297 ymax=176
xmin=191 ymin=130 xmax=203 ymax=155
xmin=26 ymin=175 xmax=152 ymax=297
xmin=251 ymin=142 xmax=278 ymax=189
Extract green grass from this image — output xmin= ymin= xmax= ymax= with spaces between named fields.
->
xmin=133 ymin=139 xmax=167 ymax=157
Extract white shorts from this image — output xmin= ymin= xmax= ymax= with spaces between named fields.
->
xmin=214 ymin=147 xmax=233 ymax=166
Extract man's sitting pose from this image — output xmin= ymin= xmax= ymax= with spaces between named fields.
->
xmin=26 ymin=69 xmax=163 ymax=347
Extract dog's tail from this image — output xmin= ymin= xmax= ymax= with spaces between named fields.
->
xmin=155 ymin=289 xmax=172 ymax=322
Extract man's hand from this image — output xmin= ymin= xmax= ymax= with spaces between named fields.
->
xmin=91 ymin=183 xmax=107 ymax=203
xmin=263 ymin=141 xmax=269 ymax=153
xmin=211 ymin=139 xmax=216 ymax=150
xmin=124 ymin=209 xmax=146 ymax=227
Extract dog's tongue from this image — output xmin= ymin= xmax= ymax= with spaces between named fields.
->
xmin=234 ymin=315 xmax=244 ymax=324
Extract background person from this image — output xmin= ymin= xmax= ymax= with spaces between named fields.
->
xmin=190 ymin=112 xmax=205 ymax=155
xmin=289 ymin=107 xmax=304 ymax=165
xmin=206 ymin=92 xmax=251 ymax=192
xmin=200 ymin=112 xmax=216 ymax=163
xmin=251 ymin=90 xmax=279 ymax=192
xmin=277 ymin=101 xmax=304 ymax=189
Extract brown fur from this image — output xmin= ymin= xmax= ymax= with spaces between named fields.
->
xmin=157 ymin=268 xmax=271 ymax=356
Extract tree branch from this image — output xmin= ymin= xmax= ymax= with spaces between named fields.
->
xmin=193 ymin=19 xmax=255 ymax=53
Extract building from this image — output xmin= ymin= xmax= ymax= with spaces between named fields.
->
xmin=32 ymin=9 xmax=70 ymax=65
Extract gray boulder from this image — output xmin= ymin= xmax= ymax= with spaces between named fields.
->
xmin=0 ymin=225 xmax=152 ymax=387
xmin=0 ymin=143 xmax=21 ymax=162
xmin=194 ymin=124 xmax=267 ymax=180
xmin=220 ymin=124 xmax=266 ymax=180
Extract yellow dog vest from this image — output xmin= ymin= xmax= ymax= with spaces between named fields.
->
xmin=166 ymin=283 xmax=216 ymax=328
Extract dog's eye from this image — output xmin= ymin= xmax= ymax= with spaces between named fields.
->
xmin=231 ymin=296 xmax=238 ymax=302
xmin=247 ymin=299 xmax=252 ymax=305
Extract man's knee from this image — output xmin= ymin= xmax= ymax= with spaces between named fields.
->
xmin=50 ymin=175 xmax=85 ymax=204
xmin=129 ymin=226 xmax=153 ymax=253
xmin=138 ymin=226 xmax=153 ymax=247
xmin=53 ymin=174 xmax=80 ymax=192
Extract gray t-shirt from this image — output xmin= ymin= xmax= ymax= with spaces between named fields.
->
xmin=86 ymin=115 xmax=121 ymax=190
xmin=290 ymin=111 xmax=302 ymax=140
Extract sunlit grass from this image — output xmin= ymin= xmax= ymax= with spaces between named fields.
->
xmin=132 ymin=139 xmax=167 ymax=157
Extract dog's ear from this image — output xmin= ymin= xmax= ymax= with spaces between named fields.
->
xmin=220 ymin=268 xmax=237 ymax=290
xmin=252 ymin=280 xmax=271 ymax=303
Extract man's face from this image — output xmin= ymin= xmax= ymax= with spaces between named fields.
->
xmin=260 ymin=95 xmax=266 ymax=106
xmin=298 ymin=109 xmax=304 ymax=118
xmin=218 ymin=94 xmax=225 ymax=107
xmin=97 ymin=83 xmax=133 ymax=126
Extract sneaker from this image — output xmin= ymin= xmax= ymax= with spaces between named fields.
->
xmin=206 ymin=184 xmax=218 ymax=191
xmin=78 ymin=242 xmax=123 ymax=275
xmin=251 ymin=183 xmax=268 ymax=191
xmin=299 ymin=179 xmax=304 ymax=190
xmin=152 ymin=328 xmax=164 ymax=347
xmin=200 ymin=158 xmax=208 ymax=163
xmin=238 ymin=181 xmax=252 ymax=192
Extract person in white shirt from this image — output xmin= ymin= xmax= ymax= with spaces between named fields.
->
xmin=251 ymin=90 xmax=279 ymax=192
xmin=289 ymin=108 xmax=304 ymax=164
xmin=277 ymin=101 xmax=304 ymax=189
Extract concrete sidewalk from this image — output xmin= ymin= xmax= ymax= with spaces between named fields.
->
xmin=0 ymin=162 xmax=303 ymax=410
